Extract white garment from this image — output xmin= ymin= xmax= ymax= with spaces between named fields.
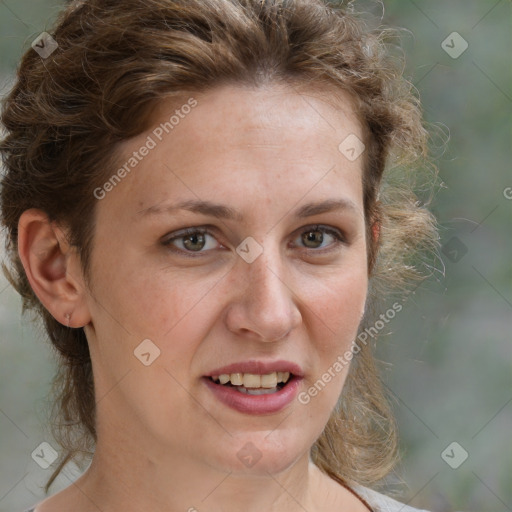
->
xmin=353 ymin=485 xmax=431 ymax=512
xmin=24 ymin=485 xmax=431 ymax=512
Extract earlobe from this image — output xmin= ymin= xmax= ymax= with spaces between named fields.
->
xmin=17 ymin=209 xmax=92 ymax=328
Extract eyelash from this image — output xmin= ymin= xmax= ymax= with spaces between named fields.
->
xmin=161 ymin=224 xmax=347 ymax=258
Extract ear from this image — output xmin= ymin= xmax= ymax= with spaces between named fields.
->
xmin=17 ymin=209 xmax=92 ymax=328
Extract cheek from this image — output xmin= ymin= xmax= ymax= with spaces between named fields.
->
xmin=299 ymin=263 xmax=367 ymax=408
xmin=142 ymin=274 xmax=220 ymax=340
xmin=95 ymin=255 xmax=206 ymax=341
xmin=306 ymin=267 xmax=367 ymax=343
xmin=299 ymin=277 xmax=365 ymax=420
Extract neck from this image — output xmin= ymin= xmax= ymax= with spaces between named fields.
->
xmin=73 ymin=414 xmax=325 ymax=512
xmin=77 ymin=443 xmax=321 ymax=512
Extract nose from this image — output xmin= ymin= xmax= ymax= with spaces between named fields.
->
xmin=224 ymin=244 xmax=302 ymax=342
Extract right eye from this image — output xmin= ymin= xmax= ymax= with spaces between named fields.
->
xmin=161 ymin=226 xmax=224 ymax=256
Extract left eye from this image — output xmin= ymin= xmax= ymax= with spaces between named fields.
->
xmin=161 ymin=225 xmax=345 ymax=256
xmin=294 ymin=225 xmax=345 ymax=251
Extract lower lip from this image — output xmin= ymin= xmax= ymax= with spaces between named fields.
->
xmin=202 ymin=376 xmax=302 ymax=414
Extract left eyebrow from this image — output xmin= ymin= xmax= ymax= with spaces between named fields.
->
xmin=136 ymin=198 xmax=360 ymax=222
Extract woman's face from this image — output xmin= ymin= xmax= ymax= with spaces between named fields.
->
xmin=84 ymin=83 xmax=370 ymax=475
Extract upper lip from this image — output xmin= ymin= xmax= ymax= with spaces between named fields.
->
xmin=204 ymin=359 xmax=304 ymax=378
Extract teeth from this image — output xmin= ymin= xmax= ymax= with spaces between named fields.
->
xmin=237 ymin=386 xmax=278 ymax=395
xmin=243 ymin=373 xmax=262 ymax=388
xmin=218 ymin=374 xmax=230 ymax=385
xmin=260 ymin=373 xmax=277 ymax=388
xmin=211 ymin=371 xmax=291 ymax=388
xmin=230 ymin=373 xmax=243 ymax=386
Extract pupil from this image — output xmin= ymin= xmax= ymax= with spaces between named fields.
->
xmin=304 ymin=230 xmax=322 ymax=248
xmin=184 ymin=233 xmax=205 ymax=251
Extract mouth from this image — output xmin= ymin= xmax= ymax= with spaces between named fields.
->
xmin=202 ymin=372 xmax=302 ymax=414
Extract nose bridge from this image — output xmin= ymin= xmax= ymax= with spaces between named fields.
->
xmin=248 ymin=246 xmax=286 ymax=300
xmin=228 ymin=238 xmax=300 ymax=341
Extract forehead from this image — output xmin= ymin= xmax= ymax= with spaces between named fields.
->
xmin=167 ymin=82 xmax=361 ymax=143
xmin=103 ymin=82 xmax=366 ymax=220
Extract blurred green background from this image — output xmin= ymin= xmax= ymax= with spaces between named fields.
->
xmin=0 ymin=1 xmax=511 ymax=511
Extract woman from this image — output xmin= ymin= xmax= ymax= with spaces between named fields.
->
xmin=0 ymin=0 xmax=440 ymax=510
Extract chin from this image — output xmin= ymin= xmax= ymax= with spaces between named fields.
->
xmin=213 ymin=431 xmax=307 ymax=476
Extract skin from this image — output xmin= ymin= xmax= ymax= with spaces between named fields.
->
xmin=18 ymin=83 xmax=378 ymax=512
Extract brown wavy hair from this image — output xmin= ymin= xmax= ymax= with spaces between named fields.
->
xmin=0 ymin=0 xmax=441 ymax=496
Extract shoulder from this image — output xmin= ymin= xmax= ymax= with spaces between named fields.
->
xmin=352 ymin=484 xmax=431 ymax=512
xmin=24 ymin=486 xmax=430 ymax=512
